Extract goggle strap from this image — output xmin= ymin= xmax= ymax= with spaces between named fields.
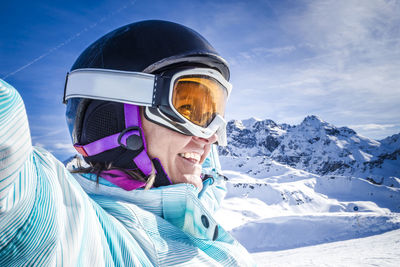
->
xmin=64 ymin=69 xmax=156 ymax=106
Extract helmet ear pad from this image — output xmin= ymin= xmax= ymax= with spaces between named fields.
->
xmin=81 ymin=100 xmax=124 ymax=143
xmin=80 ymin=100 xmax=141 ymax=170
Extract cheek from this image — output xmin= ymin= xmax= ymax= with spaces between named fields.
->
xmin=141 ymin=112 xmax=201 ymax=183
xmin=143 ymin=127 xmax=168 ymax=159
xmin=142 ymin=117 xmax=188 ymax=163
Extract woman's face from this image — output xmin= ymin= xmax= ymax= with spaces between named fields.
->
xmin=141 ymin=113 xmax=217 ymax=190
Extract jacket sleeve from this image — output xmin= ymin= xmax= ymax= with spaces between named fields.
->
xmin=0 ymin=79 xmax=153 ymax=266
xmin=0 ymin=79 xmax=33 ymax=213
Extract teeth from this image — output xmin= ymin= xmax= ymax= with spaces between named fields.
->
xmin=179 ymin=152 xmax=201 ymax=162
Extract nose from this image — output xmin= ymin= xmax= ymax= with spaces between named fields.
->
xmin=192 ymin=133 xmax=218 ymax=144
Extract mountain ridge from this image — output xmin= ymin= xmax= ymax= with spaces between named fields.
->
xmin=219 ymin=115 xmax=400 ymax=183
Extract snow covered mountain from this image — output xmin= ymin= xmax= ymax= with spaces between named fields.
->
xmin=219 ymin=115 xmax=400 ymax=184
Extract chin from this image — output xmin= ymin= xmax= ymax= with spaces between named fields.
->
xmin=172 ymin=172 xmax=202 ymax=189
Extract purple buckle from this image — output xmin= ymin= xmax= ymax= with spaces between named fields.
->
xmin=118 ymin=127 xmax=143 ymax=151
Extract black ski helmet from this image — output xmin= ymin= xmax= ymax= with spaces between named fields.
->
xmin=65 ymin=20 xmax=229 ymax=181
xmin=70 ymin=20 xmax=229 ymax=78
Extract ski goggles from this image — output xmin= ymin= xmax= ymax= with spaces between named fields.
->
xmin=63 ymin=68 xmax=232 ymax=145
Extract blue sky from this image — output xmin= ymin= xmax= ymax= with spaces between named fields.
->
xmin=1 ymin=0 xmax=400 ymax=160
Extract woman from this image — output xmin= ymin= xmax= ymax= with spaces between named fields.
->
xmin=0 ymin=20 xmax=255 ymax=266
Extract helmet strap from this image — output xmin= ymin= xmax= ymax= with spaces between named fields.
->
xmin=73 ymin=103 xmax=172 ymax=189
xmin=100 ymin=169 xmax=146 ymax=190
xmin=123 ymin=104 xmax=153 ymax=176
xmin=124 ymin=104 xmax=172 ymax=187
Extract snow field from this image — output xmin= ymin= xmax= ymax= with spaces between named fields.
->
xmin=216 ymin=156 xmax=400 ymax=265
xmin=251 ymin=228 xmax=400 ymax=267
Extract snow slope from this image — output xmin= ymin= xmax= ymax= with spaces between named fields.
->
xmin=216 ymin=156 xmax=400 ymax=266
xmin=251 ymin=228 xmax=400 ymax=267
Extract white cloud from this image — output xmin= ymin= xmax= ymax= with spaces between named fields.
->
xmin=348 ymin=123 xmax=397 ymax=131
xmin=221 ymin=0 xmax=400 ymax=140
xmin=34 ymin=142 xmax=45 ymax=148
xmin=31 ymin=128 xmax=65 ymax=140
xmin=52 ymin=142 xmax=76 ymax=155
xmin=285 ymin=0 xmax=400 ymax=51
xmin=251 ymin=46 xmax=296 ymax=58
xmin=347 ymin=123 xmax=400 ymax=139
xmin=54 ymin=143 xmax=74 ymax=150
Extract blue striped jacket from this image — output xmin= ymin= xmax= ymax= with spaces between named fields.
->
xmin=0 ymin=79 xmax=255 ymax=266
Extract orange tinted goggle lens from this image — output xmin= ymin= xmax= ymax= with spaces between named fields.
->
xmin=172 ymin=76 xmax=227 ymax=127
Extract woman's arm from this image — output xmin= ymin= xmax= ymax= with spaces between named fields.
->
xmin=0 ymin=79 xmax=33 ymax=213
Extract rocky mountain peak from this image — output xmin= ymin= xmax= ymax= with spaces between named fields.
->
xmin=381 ymin=133 xmax=400 ymax=147
xmin=301 ymin=115 xmax=325 ymax=126
xmin=221 ymin=116 xmax=400 ymax=182
xmin=242 ymin=117 xmax=262 ymax=128
xmin=230 ymin=120 xmax=246 ymax=130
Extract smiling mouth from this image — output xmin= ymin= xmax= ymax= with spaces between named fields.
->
xmin=178 ymin=152 xmax=201 ymax=163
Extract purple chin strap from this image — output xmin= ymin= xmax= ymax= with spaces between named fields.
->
xmin=74 ymin=104 xmax=155 ymax=190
